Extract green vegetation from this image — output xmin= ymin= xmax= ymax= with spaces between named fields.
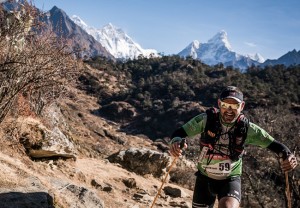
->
xmin=83 ymin=56 xmax=299 ymax=142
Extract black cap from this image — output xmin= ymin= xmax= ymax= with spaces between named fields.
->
xmin=219 ymin=86 xmax=243 ymax=102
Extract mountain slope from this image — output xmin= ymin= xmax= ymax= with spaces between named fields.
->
xmin=262 ymin=49 xmax=300 ymax=67
xmin=71 ymin=15 xmax=158 ymax=60
xmin=0 ymin=64 xmax=194 ymax=207
xmin=40 ymin=6 xmax=113 ymax=59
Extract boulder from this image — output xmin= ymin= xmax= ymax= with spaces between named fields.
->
xmin=107 ymin=148 xmax=171 ymax=178
xmin=49 ymin=179 xmax=104 ymax=208
xmin=163 ymin=186 xmax=187 ymax=198
xmin=17 ymin=104 xmax=76 ymax=159
xmin=19 ymin=122 xmax=76 ymax=159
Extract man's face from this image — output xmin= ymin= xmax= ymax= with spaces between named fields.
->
xmin=218 ymin=98 xmax=245 ymax=123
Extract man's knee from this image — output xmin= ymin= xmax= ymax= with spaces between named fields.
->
xmin=218 ymin=196 xmax=240 ymax=208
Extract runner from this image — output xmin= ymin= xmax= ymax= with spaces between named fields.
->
xmin=169 ymin=86 xmax=298 ymax=208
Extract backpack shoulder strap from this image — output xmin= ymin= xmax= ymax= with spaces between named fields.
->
xmin=205 ymin=107 xmax=220 ymax=132
xmin=229 ymin=113 xmax=250 ymax=160
xmin=235 ymin=113 xmax=250 ymax=138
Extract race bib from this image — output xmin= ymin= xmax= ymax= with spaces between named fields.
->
xmin=201 ymin=159 xmax=232 ymax=179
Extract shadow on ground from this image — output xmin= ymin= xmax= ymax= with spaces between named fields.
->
xmin=0 ymin=192 xmax=54 ymax=208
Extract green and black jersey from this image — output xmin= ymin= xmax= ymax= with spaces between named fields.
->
xmin=181 ymin=113 xmax=274 ymax=180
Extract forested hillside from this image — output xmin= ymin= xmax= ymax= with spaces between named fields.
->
xmin=81 ymin=56 xmax=299 ymax=141
xmin=80 ymin=56 xmax=300 ymax=207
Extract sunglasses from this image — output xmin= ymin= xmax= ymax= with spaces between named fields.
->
xmin=220 ymin=101 xmax=241 ymax=110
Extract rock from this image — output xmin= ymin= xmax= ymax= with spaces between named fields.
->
xmin=122 ymin=178 xmax=137 ymax=188
xmin=132 ymin=193 xmax=144 ymax=200
xmin=169 ymin=200 xmax=191 ymax=208
xmin=49 ymin=179 xmax=104 ymax=208
xmin=163 ymin=186 xmax=187 ymax=198
xmin=17 ymin=105 xmax=76 ymax=160
xmin=132 ymin=192 xmax=153 ymax=204
xmin=152 ymin=138 xmax=170 ymax=152
xmin=107 ymin=148 xmax=171 ymax=178
xmin=104 ymin=129 xmax=126 ymax=145
xmin=0 ymin=192 xmax=54 ymax=208
xmin=102 ymin=185 xmax=113 ymax=193
xmin=63 ymin=184 xmax=104 ymax=207
xmin=19 ymin=125 xmax=76 ymax=159
xmin=91 ymin=179 xmax=102 ymax=189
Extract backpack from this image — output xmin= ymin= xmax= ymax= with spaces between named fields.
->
xmin=200 ymin=107 xmax=250 ymax=161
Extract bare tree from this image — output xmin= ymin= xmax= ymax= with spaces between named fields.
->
xmin=0 ymin=1 xmax=80 ymax=122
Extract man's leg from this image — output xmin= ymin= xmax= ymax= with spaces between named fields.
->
xmin=217 ymin=176 xmax=241 ymax=208
xmin=192 ymin=172 xmax=216 ymax=208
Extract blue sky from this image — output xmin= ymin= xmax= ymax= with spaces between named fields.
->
xmin=34 ymin=0 xmax=300 ymax=59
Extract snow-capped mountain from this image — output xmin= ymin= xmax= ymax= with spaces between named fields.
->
xmin=178 ymin=30 xmax=265 ymax=71
xmin=71 ymin=15 xmax=158 ymax=60
xmin=178 ymin=40 xmax=200 ymax=60
xmin=246 ymin=53 xmax=265 ymax=63
xmin=39 ymin=7 xmax=112 ymax=59
xmin=1 ymin=1 xmax=112 ymax=58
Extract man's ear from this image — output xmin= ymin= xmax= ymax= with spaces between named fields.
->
xmin=217 ymin=99 xmax=221 ymax=108
xmin=240 ymin=101 xmax=245 ymax=110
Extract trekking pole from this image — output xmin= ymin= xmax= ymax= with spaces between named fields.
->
xmin=280 ymin=154 xmax=292 ymax=208
xmin=150 ymin=139 xmax=185 ymax=208
xmin=284 ymin=171 xmax=292 ymax=208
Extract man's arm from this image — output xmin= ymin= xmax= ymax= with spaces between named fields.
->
xmin=267 ymin=140 xmax=298 ymax=172
xmin=267 ymin=140 xmax=291 ymax=159
xmin=171 ymin=127 xmax=188 ymax=139
xmin=246 ymin=122 xmax=297 ymax=172
xmin=169 ymin=113 xmax=206 ymax=157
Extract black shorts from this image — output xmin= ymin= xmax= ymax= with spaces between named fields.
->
xmin=192 ymin=171 xmax=241 ymax=208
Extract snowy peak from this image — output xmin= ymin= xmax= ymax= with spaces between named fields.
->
xmin=208 ymin=30 xmax=232 ymax=50
xmin=100 ymin=23 xmax=132 ymax=44
xmin=102 ymin=23 xmax=119 ymax=34
xmin=178 ymin=30 xmax=264 ymax=71
xmin=97 ymin=23 xmax=156 ymax=59
xmin=71 ymin=15 xmax=89 ymax=28
xmin=246 ymin=53 xmax=265 ymax=63
xmin=103 ymin=23 xmax=122 ymax=33
xmin=71 ymin=16 xmax=158 ymax=60
xmin=191 ymin=40 xmax=200 ymax=49
xmin=179 ymin=40 xmax=200 ymax=59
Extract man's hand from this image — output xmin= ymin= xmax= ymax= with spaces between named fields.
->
xmin=281 ymin=154 xmax=298 ymax=172
xmin=169 ymin=138 xmax=187 ymax=157
xmin=169 ymin=137 xmax=187 ymax=157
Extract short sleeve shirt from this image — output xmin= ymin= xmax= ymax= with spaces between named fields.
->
xmin=182 ymin=113 xmax=274 ymax=179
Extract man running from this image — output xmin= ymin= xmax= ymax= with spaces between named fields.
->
xmin=169 ymin=86 xmax=298 ymax=208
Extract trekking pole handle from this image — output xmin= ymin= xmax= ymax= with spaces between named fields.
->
xmin=180 ymin=138 xmax=186 ymax=149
